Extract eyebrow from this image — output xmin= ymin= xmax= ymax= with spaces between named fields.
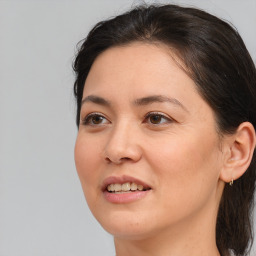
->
xmin=133 ymin=95 xmax=188 ymax=112
xmin=81 ymin=95 xmax=111 ymax=107
xmin=81 ymin=94 xmax=188 ymax=112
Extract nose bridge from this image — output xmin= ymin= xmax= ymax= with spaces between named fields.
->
xmin=104 ymin=118 xmax=141 ymax=163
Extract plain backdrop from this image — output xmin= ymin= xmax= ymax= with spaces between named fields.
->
xmin=0 ymin=0 xmax=255 ymax=255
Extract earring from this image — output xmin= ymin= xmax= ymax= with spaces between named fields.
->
xmin=229 ymin=179 xmax=234 ymax=186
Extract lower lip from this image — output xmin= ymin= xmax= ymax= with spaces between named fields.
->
xmin=103 ymin=190 xmax=151 ymax=204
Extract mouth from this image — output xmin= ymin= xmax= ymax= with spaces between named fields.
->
xmin=102 ymin=175 xmax=152 ymax=193
xmin=102 ymin=175 xmax=152 ymax=203
xmin=106 ymin=182 xmax=151 ymax=193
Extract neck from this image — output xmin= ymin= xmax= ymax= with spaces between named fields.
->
xmin=115 ymin=224 xmax=220 ymax=256
xmin=114 ymin=199 xmax=221 ymax=256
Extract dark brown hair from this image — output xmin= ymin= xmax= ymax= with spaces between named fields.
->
xmin=73 ymin=4 xmax=256 ymax=256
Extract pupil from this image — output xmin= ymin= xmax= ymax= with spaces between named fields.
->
xmin=92 ymin=116 xmax=102 ymax=124
xmin=150 ymin=115 xmax=161 ymax=124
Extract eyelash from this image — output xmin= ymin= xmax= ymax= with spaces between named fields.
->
xmin=144 ymin=112 xmax=173 ymax=125
xmin=81 ymin=112 xmax=173 ymax=126
xmin=81 ymin=112 xmax=109 ymax=126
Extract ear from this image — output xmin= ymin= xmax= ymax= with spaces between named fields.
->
xmin=219 ymin=122 xmax=256 ymax=184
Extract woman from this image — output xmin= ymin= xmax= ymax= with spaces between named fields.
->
xmin=73 ymin=4 xmax=256 ymax=256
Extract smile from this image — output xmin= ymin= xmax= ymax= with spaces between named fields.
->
xmin=107 ymin=182 xmax=148 ymax=193
xmin=102 ymin=175 xmax=152 ymax=203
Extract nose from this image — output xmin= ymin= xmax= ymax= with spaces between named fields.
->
xmin=103 ymin=122 xmax=142 ymax=164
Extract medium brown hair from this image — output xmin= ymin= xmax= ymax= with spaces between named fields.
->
xmin=73 ymin=4 xmax=256 ymax=256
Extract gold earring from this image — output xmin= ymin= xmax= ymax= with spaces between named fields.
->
xmin=229 ymin=179 xmax=234 ymax=186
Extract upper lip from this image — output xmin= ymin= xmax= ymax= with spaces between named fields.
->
xmin=102 ymin=175 xmax=151 ymax=191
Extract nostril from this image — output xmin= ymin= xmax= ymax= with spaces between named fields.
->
xmin=105 ymin=157 xmax=112 ymax=163
xmin=105 ymin=156 xmax=131 ymax=164
xmin=120 ymin=157 xmax=131 ymax=161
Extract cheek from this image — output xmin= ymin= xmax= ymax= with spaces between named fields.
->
xmin=147 ymin=134 xmax=221 ymax=211
xmin=74 ymin=135 xmax=102 ymax=201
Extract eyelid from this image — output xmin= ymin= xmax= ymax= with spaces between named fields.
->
xmin=144 ymin=111 xmax=174 ymax=124
xmin=80 ymin=112 xmax=110 ymax=126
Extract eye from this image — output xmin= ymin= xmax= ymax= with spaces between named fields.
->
xmin=81 ymin=113 xmax=110 ymax=126
xmin=144 ymin=112 xmax=173 ymax=125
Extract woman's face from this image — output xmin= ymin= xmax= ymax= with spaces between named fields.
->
xmin=75 ymin=42 xmax=225 ymax=239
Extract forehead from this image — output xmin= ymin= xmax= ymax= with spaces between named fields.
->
xmin=83 ymin=42 xmax=195 ymax=97
xmin=90 ymin=42 xmax=183 ymax=73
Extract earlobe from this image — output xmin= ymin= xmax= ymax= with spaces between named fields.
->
xmin=219 ymin=122 xmax=256 ymax=184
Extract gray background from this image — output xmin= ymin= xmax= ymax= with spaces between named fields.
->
xmin=0 ymin=0 xmax=255 ymax=255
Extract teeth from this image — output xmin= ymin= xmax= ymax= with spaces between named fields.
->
xmin=121 ymin=182 xmax=130 ymax=191
xmin=130 ymin=182 xmax=137 ymax=191
xmin=107 ymin=182 xmax=145 ymax=192
xmin=137 ymin=184 xmax=143 ymax=191
xmin=109 ymin=184 xmax=114 ymax=192
xmin=114 ymin=184 xmax=122 ymax=192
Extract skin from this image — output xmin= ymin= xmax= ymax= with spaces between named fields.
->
xmin=74 ymin=42 xmax=246 ymax=256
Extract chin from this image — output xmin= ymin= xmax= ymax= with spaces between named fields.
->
xmin=94 ymin=209 xmax=160 ymax=240
xmin=104 ymin=224 xmax=154 ymax=240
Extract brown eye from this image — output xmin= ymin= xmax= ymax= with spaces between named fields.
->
xmin=82 ymin=113 xmax=109 ymax=126
xmin=145 ymin=112 xmax=173 ymax=125
xmin=91 ymin=115 xmax=104 ymax=124
xmin=149 ymin=114 xmax=162 ymax=124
